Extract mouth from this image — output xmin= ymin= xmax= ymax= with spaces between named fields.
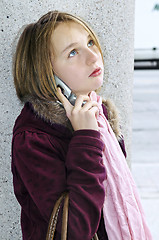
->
xmin=89 ymin=67 xmax=102 ymax=77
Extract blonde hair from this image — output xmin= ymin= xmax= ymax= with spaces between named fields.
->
xmin=13 ymin=10 xmax=103 ymax=102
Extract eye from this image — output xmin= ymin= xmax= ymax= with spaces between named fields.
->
xmin=88 ymin=39 xmax=94 ymax=47
xmin=68 ymin=49 xmax=77 ymax=58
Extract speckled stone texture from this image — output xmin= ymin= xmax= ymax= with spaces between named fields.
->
xmin=0 ymin=0 xmax=135 ymax=239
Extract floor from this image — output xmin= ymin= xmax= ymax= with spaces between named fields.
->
xmin=132 ymin=70 xmax=159 ymax=240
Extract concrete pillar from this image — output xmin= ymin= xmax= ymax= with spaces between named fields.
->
xmin=0 ymin=0 xmax=135 ymax=238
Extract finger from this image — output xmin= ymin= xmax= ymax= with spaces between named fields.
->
xmin=81 ymin=100 xmax=99 ymax=111
xmin=57 ymin=88 xmax=72 ymax=112
xmin=89 ymin=105 xmax=99 ymax=117
xmin=74 ymin=95 xmax=90 ymax=110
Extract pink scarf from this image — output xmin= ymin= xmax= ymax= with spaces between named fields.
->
xmin=90 ymin=91 xmax=152 ymax=240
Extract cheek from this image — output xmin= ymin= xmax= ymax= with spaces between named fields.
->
xmin=99 ymin=55 xmax=104 ymax=66
xmin=51 ymin=59 xmax=61 ymax=75
xmin=60 ymin=65 xmax=79 ymax=82
xmin=63 ymin=75 xmax=78 ymax=90
xmin=51 ymin=60 xmax=72 ymax=82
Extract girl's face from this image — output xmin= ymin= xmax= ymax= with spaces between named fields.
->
xmin=50 ymin=21 xmax=104 ymax=96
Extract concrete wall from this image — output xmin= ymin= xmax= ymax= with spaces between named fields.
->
xmin=0 ymin=0 xmax=135 ymax=239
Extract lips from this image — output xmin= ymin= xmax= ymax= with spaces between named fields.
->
xmin=89 ymin=67 xmax=102 ymax=77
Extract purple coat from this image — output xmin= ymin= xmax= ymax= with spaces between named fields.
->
xmin=12 ymin=101 xmax=126 ymax=240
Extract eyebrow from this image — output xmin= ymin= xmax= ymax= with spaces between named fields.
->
xmin=62 ymin=42 xmax=78 ymax=54
xmin=61 ymin=33 xmax=91 ymax=54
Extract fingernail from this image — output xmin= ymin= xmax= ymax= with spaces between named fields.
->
xmin=57 ymin=87 xmax=61 ymax=93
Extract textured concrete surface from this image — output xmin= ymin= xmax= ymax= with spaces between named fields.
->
xmin=0 ymin=0 xmax=135 ymax=239
xmin=132 ymin=70 xmax=159 ymax=240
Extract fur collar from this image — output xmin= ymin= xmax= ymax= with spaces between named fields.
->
xmin=27 ymin=96 xmax=121 ymax=139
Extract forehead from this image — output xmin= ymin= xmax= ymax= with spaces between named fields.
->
xmin=51 ymin=22 xmax=90 ymax=54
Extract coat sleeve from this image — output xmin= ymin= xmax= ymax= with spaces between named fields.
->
xmin=12 ymin=129 xmax=106 ymax=240
xmin=65 ymin=130 xmax=106 ymax=239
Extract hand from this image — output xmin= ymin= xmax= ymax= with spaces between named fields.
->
xmin=57 ymin=88 xmax=99 ymax=131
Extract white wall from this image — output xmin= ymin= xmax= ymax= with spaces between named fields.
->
xmin=135 ymin=0 xmax=159 ymax=48
xmin=0 ymin=0 xmax=135 ymax=239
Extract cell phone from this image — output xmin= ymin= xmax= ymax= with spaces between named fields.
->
xmin=54 ymin=74 xmax=77 ymax=106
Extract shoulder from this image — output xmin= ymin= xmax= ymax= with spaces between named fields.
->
xmin=102 ymin=98 xmax=121 ymax=140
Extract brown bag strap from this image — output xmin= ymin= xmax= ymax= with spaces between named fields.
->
xmin=46 ymin=192 xmax=68 ymax=240
xmin=92 ymin=233 xmax=99 ymax=240
xmin=46 ymin=192 xmax=98 ymax=240
xmin=61 ymin=193 xmax=69 ymax=240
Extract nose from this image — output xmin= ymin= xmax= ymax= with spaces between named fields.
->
xmin=85 ymin=49 xmax=98 ymax=66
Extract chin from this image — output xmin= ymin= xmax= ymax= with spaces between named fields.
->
xmin=95 ymin=77 xmax=103 ymax=89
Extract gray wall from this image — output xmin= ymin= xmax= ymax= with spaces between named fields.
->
xmin=0 ymin=0 xmax=135 ymax=239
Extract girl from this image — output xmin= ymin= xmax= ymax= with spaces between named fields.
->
xmin=12 ymin=11 xmax=152 ymax=240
